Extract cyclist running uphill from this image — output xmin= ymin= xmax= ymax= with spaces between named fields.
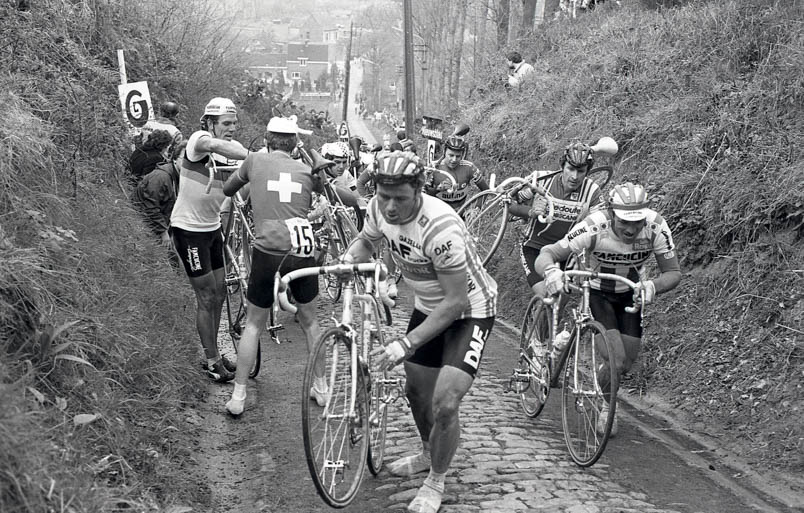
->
xmin=320 ymin=141 xmax=357 ymax=192
xmin=534 ymin=182 xmax=682 ymax=436
xmin=223 ymin=116 xmax=330 ymax=416
xmin=169 ymin=97 xmax=249 ymax=382
xmin=341 ymin=151 xmax=497 ymax=513
xmin=424 ymin=135 xmax=489 ymax=210
xmin=509 ymin=141 xmax=607 ymax=297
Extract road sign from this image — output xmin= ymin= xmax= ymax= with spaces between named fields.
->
xmin=337 ymin=121 xmax=350 ymax=140
xmin=118 ymin=81 xmax=154 ymax=128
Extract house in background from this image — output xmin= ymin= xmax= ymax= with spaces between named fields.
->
xmin=286 ymin=42 xmax=331 ymax=89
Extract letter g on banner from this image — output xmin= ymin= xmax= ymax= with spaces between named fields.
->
xmin=118 ymin=81 xmax=154 ymax=128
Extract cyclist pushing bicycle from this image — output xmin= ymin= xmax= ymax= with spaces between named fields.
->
xmin=534 ymin=182 xmax=682 ymax=436
xmin=423 ymin=134 xmax=490 ymax=210
xmin=510 ymin=139 xmax=616 ymax=299
xmin=170 ymin=97 xmax=249 ymax=383
xmin=222 ymin=116 xmax=334 ymax=416
xmin=340 ymin=151 xmax=497 ymax=513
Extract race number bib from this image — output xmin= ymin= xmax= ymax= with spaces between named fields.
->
xmin=285 ymin=217 xmax=315 ymax=257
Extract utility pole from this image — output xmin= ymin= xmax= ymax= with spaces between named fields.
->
xmin=342 ymin=22 xmax=353 ymax=122
xmin=403 ymin=0 xmax=416 ymax=138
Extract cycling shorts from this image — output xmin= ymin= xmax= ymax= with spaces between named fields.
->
xmin=170 ymin=227 xmax=224 ymax=278
xmin=589 ymin=289 xmax=642 ymax=339
xmin=246 ymin=249 xmax=319 ymax=309
xmin=520 ymin=245 xmax=570 ymax=288
xmin=406 ymin=309 xmax=495 ymax=378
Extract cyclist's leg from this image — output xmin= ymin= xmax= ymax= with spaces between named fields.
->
xmin=173 ymin=228 xmax=229 ymax=368
xmin=286 ymin=256 xmax=323 ymax=382
xmin=588 ymin=290 xmax=627 ymax=396
xmin=409 ymin=316 xmax=494 ymax=513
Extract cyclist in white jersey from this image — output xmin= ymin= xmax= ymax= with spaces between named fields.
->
xmin=535 ymin=182 xmax=681 ymax=436
xmin=341 ymin=151 xmax=497 ymax=513
xmin=170 ymin=97 xmax=248 ymax=383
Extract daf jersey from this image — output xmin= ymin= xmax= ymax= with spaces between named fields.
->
xmin=362 ymin=194 xmax=497 ymax=319
xmin=522 ymin=172 xmax=601 ymax=249
xmin=228 ymin=150 xmax=320 ymax=255
xmin=171 ymin=130 xmax=238 ymax=232
xmin=557 ymin=209 xmax=677 ymax=293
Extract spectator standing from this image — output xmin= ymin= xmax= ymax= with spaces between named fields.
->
xmin=129 ymin=129 xmax=173 ymax=182
xmin=506 ymin=51 xmax=535 ymax=88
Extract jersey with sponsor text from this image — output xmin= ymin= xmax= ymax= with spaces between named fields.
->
xmin=559 ymin=209 xmax=676 ymax=293
xmin=430 ymin=159 xmax=484 ymax=208
xmin=362 ymin=194 xmax=497 ymax=319
xmin=170 ymin=130 xmax=237 ymax=232
xmin=523 ymin=173 xmax=601 ymax=249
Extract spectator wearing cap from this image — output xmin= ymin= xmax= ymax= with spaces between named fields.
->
xmin=506 ymin=51 xmax=535 ymax=88
xmin=130 ymin=129 xmax=173 ymax=183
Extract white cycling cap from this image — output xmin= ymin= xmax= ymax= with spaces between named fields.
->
xmin=267 ymin=115 xmax=313 ymax=135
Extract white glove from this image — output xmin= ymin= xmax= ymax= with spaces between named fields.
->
xmin=437 ymin=179 xmax=453 ymax=192
xmin=543 ymin=265 xmax=565 ymax=296
xmin=371 ymin=337 xmax=412 ymax=370
xmin=634 ymin=280 xmax=656 ymax=305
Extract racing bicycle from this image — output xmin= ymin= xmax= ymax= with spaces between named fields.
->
xmin=274 ymin=262 xmax=404 ymax=507
xmin=505 ymin=257 xmax=645 ymax=467
xmin=458 ymin=137 xmax=617 ymax=267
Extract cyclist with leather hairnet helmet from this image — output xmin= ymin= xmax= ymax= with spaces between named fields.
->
xmin=424 ymin=134 xmax=489 ymax=210
xmin=170 ymin=97 xmax=249 ymax=383
xmin=509 ymin=140 xmax=605 ymax=297
xmin=341 ymin=151 xmax=497 ymax=513
xmin=534 ymin=182 xmax=681 ymax=437
xmin=320 ymin=141 xmax=356 ymax=191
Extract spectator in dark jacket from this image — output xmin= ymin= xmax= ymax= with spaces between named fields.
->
xmin=134 ymin=141 xmax=185 ymax=248
xmin=129 ymin=129 xmax=173 ymax=182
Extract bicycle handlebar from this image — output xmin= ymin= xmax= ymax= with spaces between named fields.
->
xmin=273 ymin=262 xmax=395 ymax=315
xmin=205 ymin=160 xmax=242 ymax=194
xmin=495 ymin=175 xmax=555 ymax=224
xmin=561 ymin=270 xmax=644 ymax=313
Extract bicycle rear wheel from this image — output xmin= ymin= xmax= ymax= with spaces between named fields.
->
xmin=559 ymin=320 xmax=618 ymax=467
xmin=302 ymin=327 xmax=369 ymax=508
xmin=458 ymin=190 xmax=508 ymax=266
xmin=360 ymin=307 xmax=388 ymax=476
xmin=517 ymin=297 xmax=551 ymax=418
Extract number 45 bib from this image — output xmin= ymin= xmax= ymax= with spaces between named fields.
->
xmin=285 ymin=217 xmax=315 ymax=257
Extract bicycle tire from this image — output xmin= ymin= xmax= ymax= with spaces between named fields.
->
xmin=458 ymin=190 xmax=508 ymax=266
xmin=323 ymin=244 xmax=343 ymax=302
xmin=361 ymin=306 xmax=388 ymax=476
xmin=223 ymin=210 xmax=260 ymax=378
xmin=517 ymin=297 xmax=551 ymax=418
xmin=587 ymin=166 xmax=613 ymax=193
xmin=302 ymin=327 xmax=369 ymax=507
xmin=559 ymin=320 xmax=618 ymax=467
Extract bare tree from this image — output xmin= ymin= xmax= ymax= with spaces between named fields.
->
xmin=521 ymin=0 xmax=537 ymax=36
xmin=496 ymin=0 xmax=510 ymax=49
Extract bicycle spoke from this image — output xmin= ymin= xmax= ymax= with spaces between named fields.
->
xmin=560 ymin=321 xmax=617 ymax=467
xmin=459 ymin=191 xmax=507 ymax=266
xmin=514 ymin=298 xmax=551 ymax=418
xmin=302 ymin=328 xmax=368 ymax=507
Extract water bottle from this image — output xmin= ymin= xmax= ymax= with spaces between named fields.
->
xmin=552 ymin=325 xmax=572 ymax=359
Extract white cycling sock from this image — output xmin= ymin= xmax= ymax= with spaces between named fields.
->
xmin=388 ymin=451 xmax=431 ymax=476
xmin=313 ymin=376 xmax=328 ymax=391
xmin=232 ymin=383 xmax=247 ymax=401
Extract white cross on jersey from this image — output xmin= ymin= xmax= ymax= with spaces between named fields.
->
xmin=267 ymin=172 xmax=302 ymax=202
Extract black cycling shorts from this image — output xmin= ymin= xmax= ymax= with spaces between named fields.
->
xmin=246 ymin=249 xmax=318 ymax=309
xmin=170 ymin=227 xmax=225 ymax=278
xmin=520 ymin=245 xmax=570 ymax=288
xmin=406 ymin=309 xmax=495 ymax=378
xmin=589 ymin=289 xmax=643 ymax=339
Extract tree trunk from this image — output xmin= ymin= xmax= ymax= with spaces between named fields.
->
xmin=451 ymin=0 xmax=467 ymax=104
xmin=477 ymin=0 xmax=490 ymax=78
xmin=496 ymin=0 xmax=510 ymax=49
xmin=521 ymin=0 xmax=537 ymax=36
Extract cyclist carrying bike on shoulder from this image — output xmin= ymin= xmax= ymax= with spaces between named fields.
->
xmin=509 ymin=141 xmax=604 ymax=298
xmin=423 ymin=135 xmax=489 ymax=210
xmin=534 ymin=182 xmax=682 ymax=436
xmin=170 ymin=97 xmax=249 ymax=383
xmin=341 ymin=151 xmax=497 ymax=513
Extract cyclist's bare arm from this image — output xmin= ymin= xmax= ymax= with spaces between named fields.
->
xmin=651 ymin=252 xmax=682 ymax=294
xmin=534 ymin=241 xmax=573 ymax=276
xmin=341 ymin=236 xmax=377 ymax=263
xmin=355 ymin=170 xmax=373 ymax=197
xmin=405 ymin=270 xmax=469 ymax=349
xmin=195 ymin=135 xmax=249 ymax=161
xmin=222 ymin=163 xmax=248 ymax=197
xmin=508 ymin=202 xmax=531 ymax=219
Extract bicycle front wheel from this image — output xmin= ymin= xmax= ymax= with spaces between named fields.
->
xmin=302 ymin=328 xmax=369 ymax=508
xmin=361 ymin=307 xmax=388 ymax=476
xmin=518 ymin=297 xmax=551 ymax=418
xmin=559 ymin=320 xmax=618 ymax=467
xmin=458 ymin=190 xmax=508 ymax=266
